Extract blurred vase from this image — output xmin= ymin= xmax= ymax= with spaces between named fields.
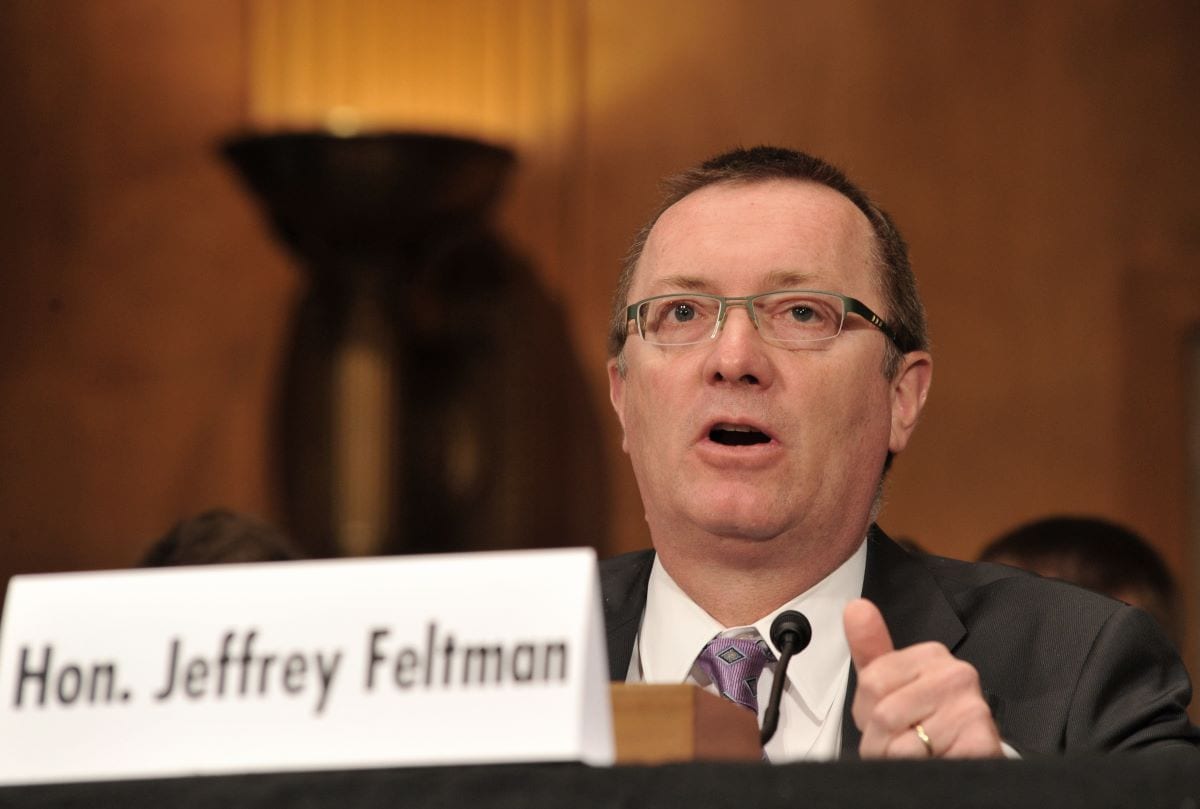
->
xmin=222 ymin=132 xmax=596 ymax=557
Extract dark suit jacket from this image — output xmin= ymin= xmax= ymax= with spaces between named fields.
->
xmin=599 ymin=527 xmax=1200 ymax=756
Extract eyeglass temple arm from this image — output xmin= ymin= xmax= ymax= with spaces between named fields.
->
xmin=844 ymin=298 xmax=904 ymax=351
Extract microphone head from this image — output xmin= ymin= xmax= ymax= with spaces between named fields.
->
xmin=769 ymin=610 xmax=812 ymax=653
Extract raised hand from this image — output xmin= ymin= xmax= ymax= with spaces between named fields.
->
xmin=843 ymin=598 xmax=1002 ymax=759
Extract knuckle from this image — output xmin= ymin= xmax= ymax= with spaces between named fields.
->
xmin=858 ymin=667 xmax=885 ymax=697
xmin=965 ymin=699 xmax=993 ymax=725
xmin=873 ymin=701 xmax=905 ymax=732
xmin=946 ymin=659 xmax=980 ymax=691
xmin=914 ymin=640 xmax=948 ymax=658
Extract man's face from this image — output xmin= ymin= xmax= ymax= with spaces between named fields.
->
xmin=608 ymin=179 xmax=930 ymax=563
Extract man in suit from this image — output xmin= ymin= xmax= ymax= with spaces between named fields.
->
xmin=602 ymin=146 xmax=1197 ymax=759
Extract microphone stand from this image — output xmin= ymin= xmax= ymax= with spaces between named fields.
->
xmin=760 ymin=610 xmax=812 ymax=746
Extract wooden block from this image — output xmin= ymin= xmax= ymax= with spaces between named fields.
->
xmin=609 ymin=683 xmax=762 ymax=764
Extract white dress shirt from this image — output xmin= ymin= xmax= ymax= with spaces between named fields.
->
xmin=626 ymin=540 xmax=868 ymax=761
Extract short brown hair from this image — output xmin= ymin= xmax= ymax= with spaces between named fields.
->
xmin=608 ymin=146 xmax=928 ymax=378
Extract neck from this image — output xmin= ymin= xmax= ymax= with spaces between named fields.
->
xmin=654 ymin=525 xmax=868 ymax=627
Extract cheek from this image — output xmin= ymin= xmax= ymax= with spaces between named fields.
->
xmin=618 ymin=377 xmax=659 ymax=457
xmin=620 ymin=368 xmax=695 ymax=484
xmin=821 ymin=378 xmax=893 ymax=459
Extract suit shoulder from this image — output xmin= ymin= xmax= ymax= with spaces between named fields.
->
xmin=916 ymin=552 xmax=1127 ymax=629
xmin=914 ymin=555 xmax=1199 ymax=753
xmin=921 ymin=553 xmax=1117 ymax=602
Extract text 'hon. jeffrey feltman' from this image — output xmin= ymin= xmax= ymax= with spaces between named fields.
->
xmin=9 ymin=623 xmax=571 ymax=716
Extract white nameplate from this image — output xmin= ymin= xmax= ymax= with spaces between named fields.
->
xmin=0 ymin=547 xmax=614 ymax=784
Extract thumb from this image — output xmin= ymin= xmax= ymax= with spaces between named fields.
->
xmin=844 ymin=598 xmax=895 ymax=671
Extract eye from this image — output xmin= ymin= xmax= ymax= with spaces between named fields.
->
xmin=790 ymin=305 xmax=816 ymax=323
xmin=643 ymin=296 xmax=716 ymax=338
xmin=672 ymin=303 xmax=696 ymax=323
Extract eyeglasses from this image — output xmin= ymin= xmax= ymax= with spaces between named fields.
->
xmin=625 ymin=289 xmax=902 ymax=350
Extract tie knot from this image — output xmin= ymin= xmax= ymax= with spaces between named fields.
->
xmin=695 ymin=635 xmax=775 ymax=714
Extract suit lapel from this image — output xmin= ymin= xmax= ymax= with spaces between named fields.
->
xmin=599 ymin=550 xmax=655 ymax=681
xmin=839 ymin=527 xmax=967 ymax=757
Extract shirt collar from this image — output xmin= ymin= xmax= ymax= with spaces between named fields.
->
xmin=639 ymin=540 xmax=867 ymax=720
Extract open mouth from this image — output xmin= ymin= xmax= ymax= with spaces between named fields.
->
xmin=708 ymin=424 xmax=771 ymax=447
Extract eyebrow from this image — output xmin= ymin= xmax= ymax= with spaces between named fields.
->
xmin=652 ymin=275 xmax=712 ymax=292
xmin=763 ymin=269 xmax=819 ymax=289
xmin=650 ymin=270 xmax=820 ymax=294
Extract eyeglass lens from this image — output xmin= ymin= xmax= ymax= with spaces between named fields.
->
xmin=639 ymin=291 xmax=845 ymax=346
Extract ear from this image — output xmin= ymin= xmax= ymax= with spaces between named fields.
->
xmin=607 ymin=357 xmax=629 ymax=453
xmin=888 ymin=351 xmax=932 ymax=455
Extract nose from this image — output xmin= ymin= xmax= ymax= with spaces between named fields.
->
xmin=702 ymin=303 xmax=775 ymax=388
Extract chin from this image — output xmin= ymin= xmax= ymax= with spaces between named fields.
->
xmin=687 ymin=483 xmax=789 ymax=530
xmin=689 ymin=504 xmax=790 ymax=543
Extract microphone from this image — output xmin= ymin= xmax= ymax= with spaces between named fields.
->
xmin=760 ymin=610 xmax=812 ymax=746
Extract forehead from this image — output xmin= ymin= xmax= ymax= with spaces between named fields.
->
xmin=634 ymin=179 xmax=879 ymax=299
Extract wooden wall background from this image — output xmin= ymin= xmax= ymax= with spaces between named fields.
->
xmin=2 ymin=1 xmax=1197 ymax=673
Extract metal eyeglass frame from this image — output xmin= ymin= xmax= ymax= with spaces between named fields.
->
xmin=625 ymin=289 xmax=903 ymax=351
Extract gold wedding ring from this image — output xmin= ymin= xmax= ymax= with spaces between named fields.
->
xmin=914 ymin=723 xmax=934 ymax=757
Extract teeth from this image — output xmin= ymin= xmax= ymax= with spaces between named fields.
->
xmin=716 ymin=424 xmax=757 ymax=432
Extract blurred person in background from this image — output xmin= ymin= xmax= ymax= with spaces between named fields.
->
xmin=139 ymin=509 xmax=304 ymax=567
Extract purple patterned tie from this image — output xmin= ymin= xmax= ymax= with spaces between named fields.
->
xmin=695 ymin=635 xmax=775 ymax=714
